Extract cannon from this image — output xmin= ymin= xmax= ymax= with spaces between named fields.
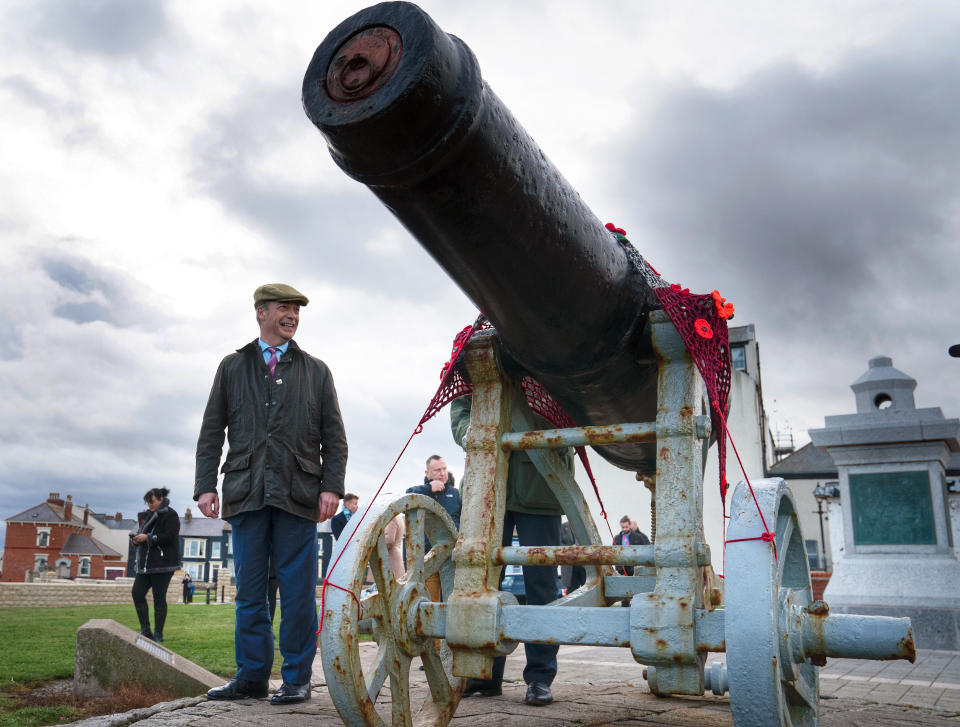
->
xmin=302 ymin=4 xmax=916 ymax=726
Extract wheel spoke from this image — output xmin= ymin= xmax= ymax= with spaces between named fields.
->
xmin=371 ymin=535 xmax=397 ymax=600
xmin=776 ymin=516 xmax=795 ymax=584
xmin=424 ymin=542 xmax=454 ymax=580
xmin=787 ymin=666 xmax=819 ymax=711
xmin=390 ymin=651 xmax=413 ymax=727
xmin=359 ymin=591 xmax=382 ymax=622
xmin=405 ymin=509 xmax=426 ymax=582
xmin=422 ymin=645 xmax=456 ymax=705
xmin=365 ymin=642 xmax=391 ymax=700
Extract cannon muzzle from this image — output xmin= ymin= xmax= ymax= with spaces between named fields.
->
xmin=304 ymin=2 xmax=663 ymax=471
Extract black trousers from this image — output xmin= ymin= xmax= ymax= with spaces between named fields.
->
xmin=132 ymin=572 xmax=173 ymax=633
xmin=491 ymin=510 xmax=562 ymax=686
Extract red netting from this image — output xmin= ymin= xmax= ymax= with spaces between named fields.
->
xmin=418 ymin=318 xmax=614 ymax=536
xmin=652 ymin=284 xmax=732 ymax=502
xmin=604 ymin=223 xmax=734 ymax=506
xmin=416 ymin=225 xmax=736 ymax=538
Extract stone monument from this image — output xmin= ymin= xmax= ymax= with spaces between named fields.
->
xmin=75 ymin=619 xmax=222 ymax=697
xmin=810 ymin=356 xmax=960 ymax=648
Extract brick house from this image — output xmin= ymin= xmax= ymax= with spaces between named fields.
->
xmin=2 ymin=493 xmax=124 ymax=582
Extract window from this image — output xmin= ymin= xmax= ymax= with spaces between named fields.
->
xmin=184 ymin=538 xmax=206 ymax=558
xmin=730 ymin=345 xmax=747 ymax=372
xmin=34 ymin=555 xmax=48 ymax=571
xmin=185 ymin=562 xmax=204 ymax=580
xmin=36 ymin=528 xmax=50 ymax=547
xmin=805 ymin=539 xmax=820 ymax=570
xmin=210 ymin=541 xmax=221 ymax=559
xmin=79 ymin=557 xmax=91 ymax=576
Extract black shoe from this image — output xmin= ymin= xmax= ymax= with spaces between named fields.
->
xmin=270 ymin=682 xmax=311 ymax=705
xmin=139 ymin=628 xmax=154 ymax=641
xmin=207 ymin=678 xmax=269 ymax=700
xmin=463 ymin=678 xmax=502 ymax=697
xmin=524 ymin=681 xmax=553 ymax=706
xmin=153 ymin=631 xmax=163 ymax=643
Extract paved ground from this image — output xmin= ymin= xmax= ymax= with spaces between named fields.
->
xmin=68 ymin=645 xmax=960 ymax=726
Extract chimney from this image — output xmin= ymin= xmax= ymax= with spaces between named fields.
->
xmin=184 ymin=508 xmax=193 ymax=522
xmin=115 ymin=512 xmax=122 ymax=522
xmin=83 ymin=506 xmax=89 ymax=525
xmin=48 ymin=492 xmax=63 ymax=506
xmin=64 ymin=495 xmax=73 ymax=522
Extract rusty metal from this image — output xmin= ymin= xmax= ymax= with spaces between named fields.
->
xmin=325 ymin=26 xmax=402 ymax=102
xmin=501 ymin=422 xmax=656 ymax=451
xmin=494 ymin=545 xmax=654 ymax=567
xmin=444 ymin=331 xmax=518 ymax=679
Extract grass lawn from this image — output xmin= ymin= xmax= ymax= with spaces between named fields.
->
xmin=0 ymin=603 xmax=285 ymax=687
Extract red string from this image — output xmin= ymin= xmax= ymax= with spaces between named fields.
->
xmin=317 ymin=319 xmax=487 ymax=640
xmin=576 ymin=447 xmax=615 ymax=541
xmin=714 ymin=401 xmax=777 ymax=571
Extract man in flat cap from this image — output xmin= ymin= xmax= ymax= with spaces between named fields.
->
xmin=195 ymin=283 xmax=347 ymax=705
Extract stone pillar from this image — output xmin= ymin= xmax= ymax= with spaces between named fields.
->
xmin=216 ymin=565 xmax=235 ymax=603
xmin=811 ymin=356 xmax=960 ymax=648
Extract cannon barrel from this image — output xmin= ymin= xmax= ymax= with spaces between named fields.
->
xmin=303 ymin=1 xmax=662 ymax=471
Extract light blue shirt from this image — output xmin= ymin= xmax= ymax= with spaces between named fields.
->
xmin=257 ymin=339 xmax=289 ymax=365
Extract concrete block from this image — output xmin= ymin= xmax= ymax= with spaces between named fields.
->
xmin=74 ymin=619 xmax=221 ymax=698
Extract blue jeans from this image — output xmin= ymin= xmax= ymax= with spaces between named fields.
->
xmin=228 ymin=507 xmax=318 ymax=685
xmin=491 ymin=510 xmax=561 ymax=685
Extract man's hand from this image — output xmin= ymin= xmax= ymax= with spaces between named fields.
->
xmin=318 ymin=491 xmax=340 ymax=522
xmin=131 ymin=534 xmax=148 ymax=544
xmin=429 ymin=479 xmax=445 ymax=493
xmin=198 ymin=492 xmax=219 ymax=519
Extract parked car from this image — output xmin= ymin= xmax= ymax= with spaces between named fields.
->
xmin=501 ymin=573 xmax=526 ymax=604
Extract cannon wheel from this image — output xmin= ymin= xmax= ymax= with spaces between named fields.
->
xmin=321 ymin=494 xmax=464 ymax=727
xmin=725 ymin=478 xmax=819 ymax=727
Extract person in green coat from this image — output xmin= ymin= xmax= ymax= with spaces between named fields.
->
xmin=451 ymin=396 xmax=572 ymax=707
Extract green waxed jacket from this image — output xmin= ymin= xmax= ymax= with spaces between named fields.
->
xmin=450 ymin=396 xmax=570 ymax=516
xmin=194 ymin=339 xmax=348 ymax=521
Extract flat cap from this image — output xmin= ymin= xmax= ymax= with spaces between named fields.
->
xmin=253 ymin=283 xmax=309 ymax=308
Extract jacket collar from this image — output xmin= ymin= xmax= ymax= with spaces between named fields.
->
xmin=238 ymin=338 xmax=302 ymax=356
xmin=422 ymin=473 xmax=456 ymax=490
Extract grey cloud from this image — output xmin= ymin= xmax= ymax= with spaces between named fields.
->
xmin=615 ymin=29 xmax=960 ymax=344
xmin=27 ymin=0 xmax=168 ymax=57
xmin=191 ymin=84 xmax=460 ymax=299
xmin=42 ymin=252 xmax=165 ymax=329
xmin=0 ymin=316 xmax=24 ymax=361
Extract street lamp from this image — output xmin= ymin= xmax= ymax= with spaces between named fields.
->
xmin=812 ymin=482 xmax=840 ymax=571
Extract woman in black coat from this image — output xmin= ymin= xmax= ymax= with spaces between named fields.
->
xmin=131 ymin=487 xmax=181 ymax=642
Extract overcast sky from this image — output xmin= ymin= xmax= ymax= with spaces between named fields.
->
xmin=2 ymin=1 xmax=958 ymax=560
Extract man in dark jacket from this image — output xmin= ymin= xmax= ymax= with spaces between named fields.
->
xmin=613 ymin=515 xmax=650 ymax=607
xmin=613 ymin=514 xmax=650 ymax=574
xmin=406 ymin=455 xmax=461 ymax=528
xmin=452 ymin=396 xmax=567 ymax=707
xmin=330 ymin=493 xmax=359 ymax=539
xmin=406 ymin=455 xmax=461 ymax=597
xmin=196 ymin=283 xmax=348 ymax=705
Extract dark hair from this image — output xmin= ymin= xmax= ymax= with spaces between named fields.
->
xmin=143 ymin=487 xmax=170 ymax=504
xmin=425 ymin=454 xmax=444 ymax=467
xmin=619 ymin=515 xmax=631 ymax=524
xmin=343 ymin=492 xmax=358 ymax=502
